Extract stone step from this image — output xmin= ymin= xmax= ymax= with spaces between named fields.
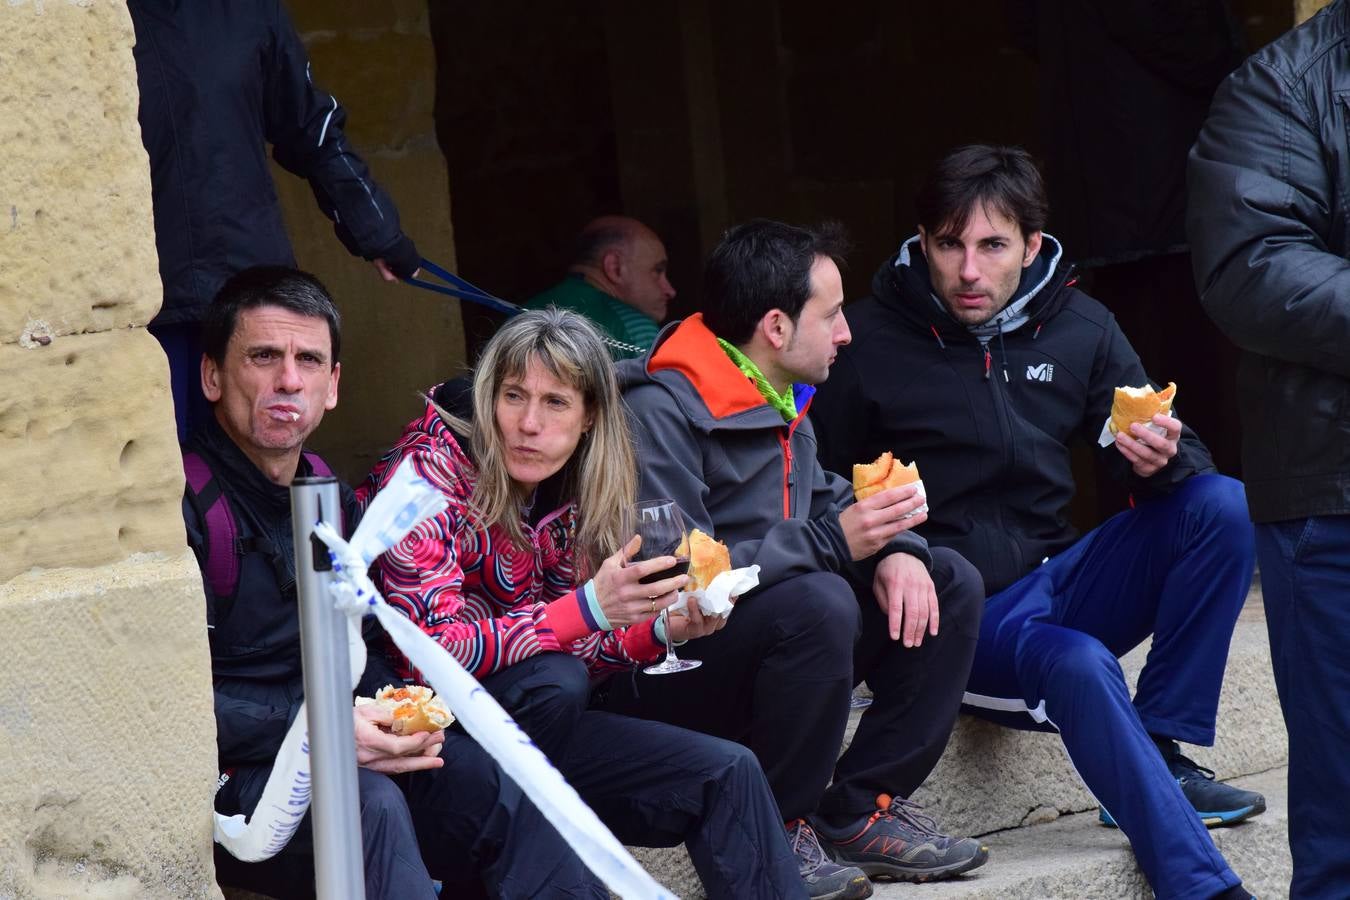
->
xmin=634 ymin=767 xmax=1289 ymax=900
xmin=877 ymin=767 xmax=1289 ymax=899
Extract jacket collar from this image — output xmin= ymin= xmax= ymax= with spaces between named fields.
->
xmin=643 ymin=314 xmax=815 ymax=428
xmin=878 ymin=233 xmax=1071 ymax=341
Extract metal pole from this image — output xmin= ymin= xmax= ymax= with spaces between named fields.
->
xmin=292 ymin=476 xmax=365 ymax=900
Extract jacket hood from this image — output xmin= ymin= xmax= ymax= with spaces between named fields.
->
xmin=873 ymin=233 xmax=1071 ymax=341
xmin=618 ymin=314 xmax=815 ymax=432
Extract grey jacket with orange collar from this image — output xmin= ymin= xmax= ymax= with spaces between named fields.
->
xmin=617 ymin=314 xmax=931 ymax=593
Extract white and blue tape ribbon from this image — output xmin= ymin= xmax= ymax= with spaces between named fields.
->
xmin=216 ymin=460 xmax=676 ymax=899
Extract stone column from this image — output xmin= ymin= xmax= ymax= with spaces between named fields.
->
xmin=0 ymin=3 xmax=219 ymax=898
xmin=272 ymin=0 xmax=463 ymax=482
xmin=1296 ymin=0 xmax=1333 ymax=23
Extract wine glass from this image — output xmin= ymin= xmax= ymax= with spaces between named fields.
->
xmin=629 ymin=499 xmax=701 ymax=675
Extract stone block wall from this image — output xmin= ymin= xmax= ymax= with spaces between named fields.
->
xmin=0 ymin=3 xmax=218 ymax=897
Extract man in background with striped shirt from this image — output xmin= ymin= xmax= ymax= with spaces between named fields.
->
xmin=526 ymin=215 xmax=676 ymax=360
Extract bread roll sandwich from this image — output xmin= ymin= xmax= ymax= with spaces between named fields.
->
xmin=852 ymin=452 xmax=921 ymax=501
xmin=1108 ymin=382 xmax=1177 ymax=436
xmin=356 ymin=684 xmax=454 ymax=735
xmin=678 ymin=528 xmax=732 ymax=592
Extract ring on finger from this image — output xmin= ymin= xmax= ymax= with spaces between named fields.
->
xmin=650 ymin=598 xmax=656 ymax=614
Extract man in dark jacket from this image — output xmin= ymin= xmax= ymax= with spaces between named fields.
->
xmin=130 ymin=0 xmax=421 ymax=440
xmin=608 ymin=220 xmax=989 ymax=898
xmin=812 ymin=146 xmax=1260 ymax=900
xmin=1189 ymin=4 xmax=1350 ymax=895
xmin=189 ymin=267 xmax=602 ymax=899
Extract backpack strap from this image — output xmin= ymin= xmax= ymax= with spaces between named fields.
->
xmin=302 ymin=449 xmax=334 ymax=478
xmin=300 ymin=449 xmax=346 ymax=533
xmin=183 ymin=450 xmax=242 ymax=602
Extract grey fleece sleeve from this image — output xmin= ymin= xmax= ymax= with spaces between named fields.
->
xmin=804 ymin=426 xmax=933 ymax=584
xmin=627 ymin=384 xmax=928 ymax=592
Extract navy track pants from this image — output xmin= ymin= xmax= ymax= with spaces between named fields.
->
xmin=961 ymin=474 xmax=1254 ymax=900
xmin=1258 ymin=515 xmax=1350 ymax=899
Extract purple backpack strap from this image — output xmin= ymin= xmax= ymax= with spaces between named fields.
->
xmin=183 ymin=450 xmax=240 ymax=600
xmin=301 ymin=449 xmax=346 ymax=533
xmin=302 ymin=449 xmax=334 ymax=478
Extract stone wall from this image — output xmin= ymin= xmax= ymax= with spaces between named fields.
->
xmin=0 ymin=3 xmax=218 ymax=898
xmin=1296 ymin=0 xmax=1334 ymax=23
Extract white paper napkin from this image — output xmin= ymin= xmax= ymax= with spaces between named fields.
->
xmin=668 ymin=564 xmax=760 ymax=619
xmin=1097 ymin=418 xmax=1169 ymax=448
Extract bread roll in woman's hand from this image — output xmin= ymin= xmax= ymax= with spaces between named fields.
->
xmin=1109 ymin=382 xmax=1176 ymax=436
xmin=356 ymin=685 xmax=454 ymax=735
xmin=852 ymin=452 xmax=921 ymax=501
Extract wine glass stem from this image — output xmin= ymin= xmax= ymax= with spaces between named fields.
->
xmin=662 ymin=607 xmax=676 ymax=660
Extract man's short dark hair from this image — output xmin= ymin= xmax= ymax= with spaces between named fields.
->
xmin=702 ymin=219 xmax=850 ymax=346
xmin=571 ymin=223 xmax=629 ymax=267
xmin=202 ymin=266 xmax=341 ymax=365
xmin=916 ymin=145 xmax=1049 ymax=241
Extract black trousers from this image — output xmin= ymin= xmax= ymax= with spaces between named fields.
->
xmin=214 ymin=766 xmax=439 ymax=900
xmin=216 ymin=706 xmax=604 ymax=900
xmin=602 ymin=548 xmax=984 ymax=824
xmin=484 ymin=652 xmax=806 ymax=900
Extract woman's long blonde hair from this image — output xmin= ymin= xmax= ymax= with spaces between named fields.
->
xmin=444 ymin=308 xmax=636 ymax=574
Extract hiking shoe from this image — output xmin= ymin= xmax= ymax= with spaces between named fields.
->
xmin=814 ymin=795 xmax=989 ymax=883
xmin=1100 ymin=743 xmax=1266 ymax=829
xmin=786 ymin=819 xmax=873 ymax=899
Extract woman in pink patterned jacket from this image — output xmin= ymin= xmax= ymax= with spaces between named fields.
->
xmin=359 ymin=309 xmax=806 ymax=900
xmin=361 ymin=310 xmax=708 ymax=680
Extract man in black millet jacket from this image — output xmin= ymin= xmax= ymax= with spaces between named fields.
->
xmin=813 ymin=145 xmax=1260 ymax=900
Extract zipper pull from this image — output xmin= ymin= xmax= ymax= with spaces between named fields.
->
xmin=983 ymin=347 xmax=992 ymax=380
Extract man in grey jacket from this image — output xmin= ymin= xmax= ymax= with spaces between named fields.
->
xmin=605 ymin=219 xmax=987 ymax=898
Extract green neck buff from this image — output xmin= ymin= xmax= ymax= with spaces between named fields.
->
xmin=717 ymin=338 xmax=797 ymax=422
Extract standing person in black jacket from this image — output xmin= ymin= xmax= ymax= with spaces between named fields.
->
xmin=812 ymin=146 xmax=1261 ymax=900
xmin=1189 ymin=4 xmax=1350 ymax=895
xmin=130 ymin=0 xmax=422 ymax=440
xmin=190 ymin=267 xmax=605 ymax=899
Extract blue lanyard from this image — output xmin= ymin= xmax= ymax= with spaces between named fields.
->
xmin=403 ymin=258 xmax=522 ymax=317
xmin=402 ymin=258 xmax=649 ymax=357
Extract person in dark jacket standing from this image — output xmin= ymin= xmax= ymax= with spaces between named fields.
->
xmin=609 ymin=220 xmax=989 ymax=898
xmin=812 ymin=146 xmax=1260 ymax=900
xmin=190 ymin=267 xmax=605 ymax=899
xmin=1189 ymin=4 xmax=1350 ymax=895
xmin=129 ymin=0 xmax=422 ymax=440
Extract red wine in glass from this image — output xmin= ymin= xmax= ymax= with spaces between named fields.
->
xmin=629 ymin=499 xmax=701 ymax=674
xmin=639 ymin=556 xmax=690 ymax=585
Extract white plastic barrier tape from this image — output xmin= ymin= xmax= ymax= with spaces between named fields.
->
xmin=213 ymin=575 xmax=368 ymax=861
xmin=216 ymin=459 xmax=676 ymax=899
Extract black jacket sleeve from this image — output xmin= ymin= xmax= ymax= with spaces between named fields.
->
xmin=1084 ymin=315 xmax=1215 ymax=495
xmin=262 ymin=0 xmax=419 ymax=276
xmin=1189 ymin=54 xmax=1350 ymax=380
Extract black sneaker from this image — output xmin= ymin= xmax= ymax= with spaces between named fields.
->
xmin=786 ymin=818 xmax=873 ymax=899
xmin=1099 ymin=743 xmax=1266 ymax=829
xmin=814 ymin=794 xmax=989 ymax=883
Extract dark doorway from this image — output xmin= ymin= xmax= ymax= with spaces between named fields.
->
xmin=428 ymin=0 xmax=1292 ymax=528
